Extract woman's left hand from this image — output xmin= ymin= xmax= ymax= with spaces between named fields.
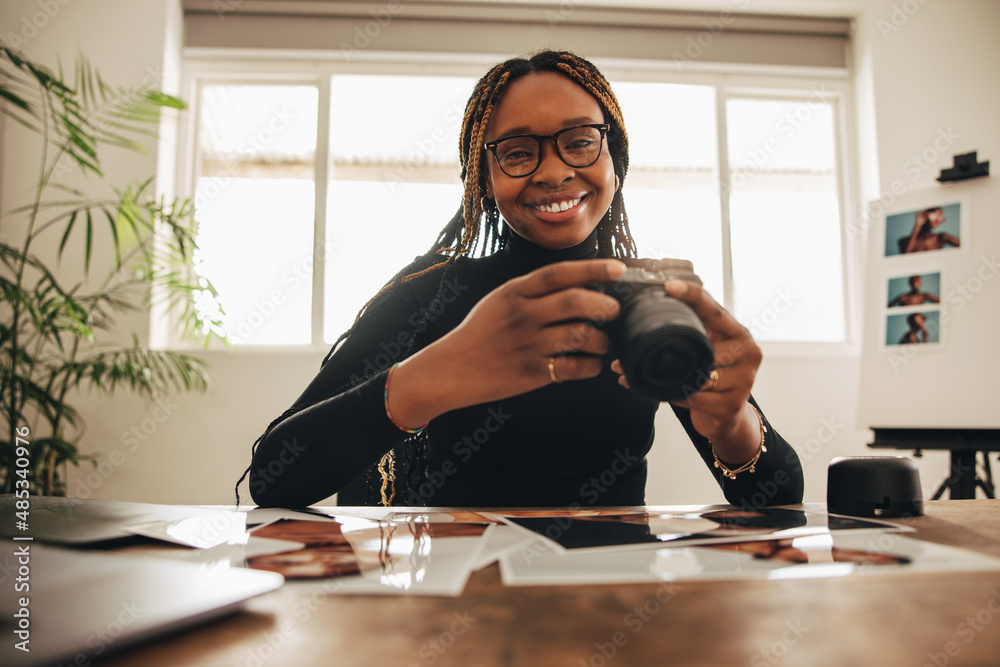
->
xmin=611 ymin=279 xmax=762 ymax=451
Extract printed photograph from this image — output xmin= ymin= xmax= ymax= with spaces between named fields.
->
xmin=884 ymin=202 xmax=961 ymax=257
xmin=502 ymin=507 xmax=903 ymax=552
xmin=887 ymin=272 xmax=941 ymax=307
xmin=703 ymin=537 xmax=912 ymax=565
xmin=885 ymin=311 xmax=941 ymax=346
xmin=246 ymin=518 xmax=386 ymax=579
xmin=246 ymin=516 xmax=489 ymax=583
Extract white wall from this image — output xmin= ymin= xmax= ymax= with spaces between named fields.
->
xmin=3 ymin=0 xmax=994 ymax=506
xmin=848 ymin=0 xmax=999 ymax=497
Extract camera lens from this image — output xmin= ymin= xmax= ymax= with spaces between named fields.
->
xmin=648 ymin=341 xmax=695 ymax=380
xmin=614 ymin=288 xmax=714 ymax=402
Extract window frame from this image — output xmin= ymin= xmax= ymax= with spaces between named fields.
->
xmin=716 ymin=83 xmax=859 ymax=355
xmin=166 ymin=50 xmax=861 ymax=358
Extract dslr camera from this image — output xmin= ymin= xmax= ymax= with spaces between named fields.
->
xmin=592 ymin=259 xmax=714 ymax=402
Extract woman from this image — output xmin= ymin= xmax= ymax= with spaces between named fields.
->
xmin=888 ymin=275 xmax=940 ymax=307
xmin=898 ymin=207 xmax=960 ymax=254
xmin=240 ymin=50 xmax=803 ymax=509
xmin=899 ymin=313 xmax=930 ymax=345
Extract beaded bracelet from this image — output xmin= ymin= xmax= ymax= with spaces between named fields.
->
xmin=711 ymin=404 xmax=768 ymax=479
xmin=384 ymin=363 xmax=429 ymax=434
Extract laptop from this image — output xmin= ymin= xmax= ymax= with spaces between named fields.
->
xmin=1 ymin=541 xmax=283 ymax=667
xmin=0 ymin=495 xmax=247 ymax=546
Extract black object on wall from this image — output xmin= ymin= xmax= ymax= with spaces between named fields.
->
xmin=938 ymin=151 xmax=990 ymax=182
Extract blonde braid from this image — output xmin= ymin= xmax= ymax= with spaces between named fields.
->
xmin=554 ymin=58 xmax=629 ymax=168
xmin=459 ymin=95 xmax=481 ymax=253
xmin=551 ymin=54 xmax=635 ymax=258
xmin=458 ymin=70 xmax=510 ymax=257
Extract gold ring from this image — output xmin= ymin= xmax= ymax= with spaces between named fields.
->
xmin=548 ymin=357 xmax=561 ymax=384
xmin=703 ymin=369 xmax=719 ymax=392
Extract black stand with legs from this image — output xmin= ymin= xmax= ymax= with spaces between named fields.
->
xmin=868 ymin=427 xmax=999 ymax=500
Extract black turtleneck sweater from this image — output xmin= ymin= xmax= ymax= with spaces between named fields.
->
xmin=248 ymin=231 xmax=803 ymax=508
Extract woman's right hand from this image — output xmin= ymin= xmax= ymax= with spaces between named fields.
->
xmin=385 ymin=259 xmax=626 ymax=429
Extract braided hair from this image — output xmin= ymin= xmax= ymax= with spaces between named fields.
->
xmin=439 ymin=48 xmax=636 ymax=261
xmin=351 ymin=49 xmax=637 ymax=323
xmin=236 ymin=50 xmax=639 ymax=507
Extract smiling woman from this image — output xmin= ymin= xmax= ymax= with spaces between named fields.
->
xmin=240 ymin=50 xmax=804 ymax=510
xmin=482 ymin=72 xmax=617 ymax=250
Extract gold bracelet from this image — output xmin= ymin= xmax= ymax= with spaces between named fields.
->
xmin=711 ymin=405 xmax=768 ymax=480
xmin=384 ymin=363 xmax=428 ymax=434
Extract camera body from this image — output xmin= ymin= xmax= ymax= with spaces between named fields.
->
xmin=592 ymin=259 xmax=714 ymax=402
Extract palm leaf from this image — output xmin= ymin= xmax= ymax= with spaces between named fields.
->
xmin=57 ymin=210 xmax=79 ymax=259
xmin=84 ymin=210 xmax=93 ymax=273
xmin=0 ymin=84 xmax=31 ymax=113
xmin=68 ymin=345 xmax=209 ymax=398
xmin=1 ymin=43 xmax=219 ymax=496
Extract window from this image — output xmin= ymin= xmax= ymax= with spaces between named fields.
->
xmin=322 ymin=75 xmax=473 ymax=341
xmin=194 ymin=83 xmax=319 ymax=345
xmin=613 ymin=82 xmax=723 ymax=299
xmin=175 ymin=59 xmax=851 ymax=349
xmin=724 ymin=96 xmax=845 ymax=342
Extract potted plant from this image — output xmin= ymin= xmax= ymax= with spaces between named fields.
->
xmin=0 ymin=43 xmax=225 ymax=495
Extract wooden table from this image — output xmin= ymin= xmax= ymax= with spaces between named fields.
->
xmin=100 ymin=500 xmax=1000 ymax=667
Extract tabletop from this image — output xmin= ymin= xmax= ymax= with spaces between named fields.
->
xmin=96 ymin=500 xmax=1000 ymax=667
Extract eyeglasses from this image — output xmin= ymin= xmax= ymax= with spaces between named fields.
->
xmin=484 ymin=123 xmax=610 ymax=178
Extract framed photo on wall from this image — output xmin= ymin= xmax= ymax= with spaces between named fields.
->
xmin=885 ymin=310 xmax=941 ymax=347
xmin=884 ymin=200 xmax=964 ymax=257
xmin=880 ymin=270 xmax=946 ymax=351
xmin=886 ymin=271 xmax=941 ymax=308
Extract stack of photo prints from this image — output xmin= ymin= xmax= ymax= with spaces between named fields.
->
xmin=231 ymin=506 xmax=1000 ymax=595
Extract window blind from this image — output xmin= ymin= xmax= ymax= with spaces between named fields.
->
xmin=182 ymin=0 xmax=850 ymax=70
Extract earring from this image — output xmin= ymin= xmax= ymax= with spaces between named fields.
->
xmin=480 ymin=196 xmax=494 ymax=210
xmin=614 ymin=174 xmax=620 ymax=191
